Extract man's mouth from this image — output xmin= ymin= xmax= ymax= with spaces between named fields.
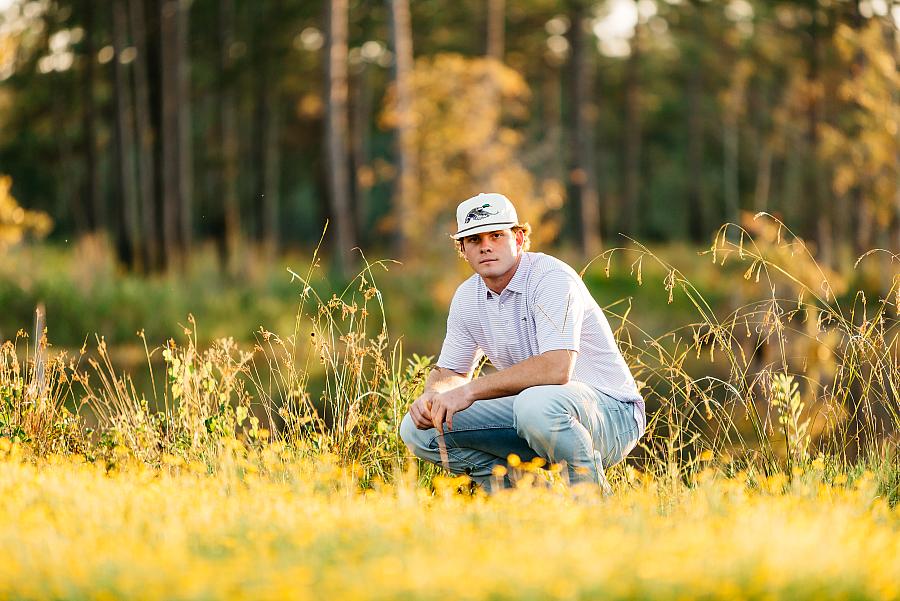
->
xmin=479 ymin=258 xmax=497 ymax=264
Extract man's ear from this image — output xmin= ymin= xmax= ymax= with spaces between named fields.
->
xmin=515 ymin=229 xmax=525 ymax=250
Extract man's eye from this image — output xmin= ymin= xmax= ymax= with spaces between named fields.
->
xmin=492 ymin=233 xmax=502 ymax=238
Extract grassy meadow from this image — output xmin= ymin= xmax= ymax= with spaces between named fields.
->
xmin=1 ymin=215 xmax=899 ymax=599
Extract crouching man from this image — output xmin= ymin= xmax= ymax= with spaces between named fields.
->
xmin=400 ymin=193 xmax=645 ymax=492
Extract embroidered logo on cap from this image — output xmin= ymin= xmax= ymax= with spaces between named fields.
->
xmin=464 ymin=204 xmax=499 ymax=223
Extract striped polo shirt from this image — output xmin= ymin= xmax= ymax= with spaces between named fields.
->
xmin=437 ymin=251 xmax=645 ymax=433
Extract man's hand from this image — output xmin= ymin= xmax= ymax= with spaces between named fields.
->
xmin=429 ymin=385 xmax=475 ymax=432
xmin=409 ymin=390 xmax=438 ymax=430
xmin=407 ymin=367 xmax=473 ymax=430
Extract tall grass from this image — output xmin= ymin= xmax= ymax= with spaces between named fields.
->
xmin=0 ymin=215 xmax=897 ymax=499
xmin=593 ymin=214 xmax=898 ymax=498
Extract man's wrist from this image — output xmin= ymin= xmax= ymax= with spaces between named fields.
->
xmin=459 ymin=381 xmax=477 ymax=404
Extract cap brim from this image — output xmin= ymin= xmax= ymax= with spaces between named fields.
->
xmin=452 ymin=221 xmax=517 ymax=240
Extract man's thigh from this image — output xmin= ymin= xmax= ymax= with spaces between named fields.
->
xmin=514 ymin=382 xmax=639 ymax=465
xmin=434 ymin=396 xmax=538 ymax=461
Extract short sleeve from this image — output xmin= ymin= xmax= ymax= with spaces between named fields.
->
xmin=531 ymin=270 xmax=584 ymax=355
xmin=436 ymin=288 xmax=483 ymax=374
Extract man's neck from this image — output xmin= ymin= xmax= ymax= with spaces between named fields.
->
xmin=482 ymin=253 xmax=524 ymax=295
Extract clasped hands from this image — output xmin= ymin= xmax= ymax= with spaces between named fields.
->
xmin=408 ymin=385 xmax=475 ymax=432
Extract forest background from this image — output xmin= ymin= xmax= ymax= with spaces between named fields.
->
xmin=0 ymin=0 xmax=897 ymax=406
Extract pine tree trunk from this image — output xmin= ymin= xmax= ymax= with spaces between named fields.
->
xmin=890 ymin=1 xmax=900 ymax=256
xmin=255 ymin=1 xmax=281 ymax=259
xmin=686 ymin=57 xmax=706 ymax=243
xmin=568 ymin=1 xmax=601 ymax=256
xmin=160 ymin=0 xmax=181 ymax=268
xmin=218 ymin=0 xmax=240 ymax=272
xmin=112 ymin=0 xmax=141 ymax=269
xmin=325 ymin=0 xmax=356 ymax=273
xmin=128 ymin=0 xmax=159 ymax=271
xmin=351 ymin=61 xmax=373 ymax=241
xmin=486 ymin=0 xmax=504 ymax=61
xmin=262 ymin=94 xmax=280 ymax=259
xmin=81 ymin=0 xmax=103 ymax=234
xmin=543 ymin=61 xmax=565 ymax=202
xmin=723 ymin=60 xmax=743 ymax=227
xmin=387 ymin=0 xmax=418 ymax=258
xmin=622 ymin=14 xmax=641 ymax=236
xmin=807 ymin=4 xmax=833 ymax=268
xmin=176 ymin=0 xmax=193 ymax=258
xmin=753 ymin=140 xmax=772 ymax=213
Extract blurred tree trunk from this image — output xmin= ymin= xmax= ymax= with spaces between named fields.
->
xmin=255 ymin=1 xmax=281 ymax=259
xmin=807 ymin=3 xmax=833 ymax=268
xmin=480 ymin=0 xmax=504 ymax=192
xmin=876 ymin=0 xmax=900 ymax=256
xmin=128 ymin=0 xmax=159 ymax=271
xmin=351 ymin=60 xmax=373 ymax=241
xmin=325 ymin=0 xmax=356 ymax=273
xmin=218 ymin=0 xmax=240 ymax=271
xmin=160 ymin=0 xmax=179 ymax=267
xmin=847 ymin=0 xmax=868 ymax=259
xmin=53 ymin=77 xmax=78 ymax=233
xmin=753 ymin=140 xmax=772 ymax=213
xmin=568 ymin=1 xmax=601 ymax=256
xmin=542 ymin=61 xmax=564 ymax=188
xmin=387 ymin=0 xmax=418 ymax=258
xmin=622 ymin=14 xmax=641 ymax=236
xmin=177 ymin=0 xmax=193 ymax=258
xmin=748 ymin=79 xmax=771 ymax=214
xmin=723 ymin=68 xmax=743 ymax=227
xmin=81 ymin=0 xmax=103 ymax=234
xmin=260 ymin=85 xmax=281 ymax=259
xmin=112 ymin=0 xmax=140 ymax=269
xmin=486 ymin=0 xmax=504 ymax=61
xmin=686 ymin=53 xmax=707 ymax=243
xmin=892 ymin=1 xmax=900 ymax=255
xmin=160 ymin=0 xmax=189 ymax=268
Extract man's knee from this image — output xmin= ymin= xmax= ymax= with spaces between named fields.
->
xmin=399 ymin=412 xmax=430 ymax=457
xmin=513 ymin=386 xmax=559 ymax=438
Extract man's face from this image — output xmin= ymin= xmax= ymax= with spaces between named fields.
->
xmin=460 ymin=229 xmax=524 ymax=280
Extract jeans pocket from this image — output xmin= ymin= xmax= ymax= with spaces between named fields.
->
xmin=601 ymin=406 xmax=639 ymax=468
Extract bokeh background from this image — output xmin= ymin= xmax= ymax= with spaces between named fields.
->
xmin=0 ymin=0 xmax=897 ymax=361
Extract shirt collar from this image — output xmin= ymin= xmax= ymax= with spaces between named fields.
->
xmin=483 ymin=252 xmax=531 ymax=299
xmin=504 ymin=252 xmax=531 ymax=294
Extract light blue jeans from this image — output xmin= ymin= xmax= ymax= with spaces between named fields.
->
xmin=399 ymin=382 xmax=641 ymax=492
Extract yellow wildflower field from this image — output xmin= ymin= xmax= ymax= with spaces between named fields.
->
xmin=1 ymin=446 xmax=898 ymax=600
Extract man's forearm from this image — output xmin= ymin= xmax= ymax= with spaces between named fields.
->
xmin=423 ymin=366 xmax=470 ymax=394
xmin=464 ymin=350 xmax=574 ymax=401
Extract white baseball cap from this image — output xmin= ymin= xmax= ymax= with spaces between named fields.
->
xmin=452 ymin=193 xmax=519 ymax=240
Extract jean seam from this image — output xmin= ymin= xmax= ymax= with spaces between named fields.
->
xmin=425 ymin=425 xmax=514 ymax=449
xmin=428 ymin=424 xmax=510 ymax=437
